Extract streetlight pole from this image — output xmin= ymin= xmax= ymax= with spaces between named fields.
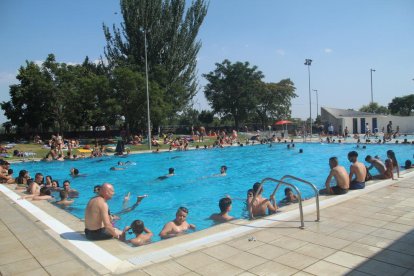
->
xmin=370 ymin=68 xmax=376 ymax=104
xmin=144 ymin=30 xmax=151 ymax=150
xmin=304 ymin=59 xmax=313 ymax=140
xmin=313 ymin=89 xmax=319 ymax=118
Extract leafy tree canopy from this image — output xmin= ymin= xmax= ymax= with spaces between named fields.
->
xmin=388 ymin=94 xmax=414 ymax=116
xmin=359 ymin=102 xmax=389 ymax=115
xmin=103 ymin=0 xmax=208 ymax=120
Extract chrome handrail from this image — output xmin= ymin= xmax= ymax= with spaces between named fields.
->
xmin=280 ymin=175 xmax=320 ymax=222
xmin=249 ymin=177 xmax=305 ymax=229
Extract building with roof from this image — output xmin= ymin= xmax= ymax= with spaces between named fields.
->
xmin=320 ymin=107 xmax=414 ymax=135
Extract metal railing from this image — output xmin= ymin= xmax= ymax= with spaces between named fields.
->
xmin=280 ymin=175 xmax=320 ymax=222
xmin=249 ymin=177 xmax=305 ymax=229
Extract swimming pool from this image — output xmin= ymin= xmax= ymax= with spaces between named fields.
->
xmin=12 ymin=143 xmax=413 ymax=242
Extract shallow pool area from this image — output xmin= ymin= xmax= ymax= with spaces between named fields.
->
xmin=12 ymin=143 xmax=413 ymax=242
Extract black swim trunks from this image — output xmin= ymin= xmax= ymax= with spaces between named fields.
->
xmin=85 ymin=228 xmax=113 ymax=240
xmin=331 ymin=186 xmax=348 ymax=195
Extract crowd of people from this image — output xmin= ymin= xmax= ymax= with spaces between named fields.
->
xmin=1 ymin=129 xmax=413 ymax=248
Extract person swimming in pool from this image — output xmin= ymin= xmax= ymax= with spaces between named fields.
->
xmin=157 ymin=168 xmax=175 ymax=180
xmin=159 ymin=207 xmax=195 ymax=239
xmin=248 ymin=182 xmax=277 ymax=219
xmin=320 ymin=157 xmax=350 ymax=195
xmin=282 ymin=187 xmax=299 ymax=203
xmin=120 ymin=219 xmax=153 ymax=246
xmin=220 ymin=165 xmax=227 ymax=176
xmin=209 ymin=197 xmax=234 ymax=223
xmin=348 ymin=151 xmax=367 ymax=190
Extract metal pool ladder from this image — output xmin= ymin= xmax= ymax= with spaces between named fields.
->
xmin=249 ymin=176 xmax=320 ymax=229
xmin=280 ymin=175 xmax=320 ymax=222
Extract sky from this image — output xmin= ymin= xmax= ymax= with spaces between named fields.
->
xmin=1 ymin=0 xmax=414 ymax=124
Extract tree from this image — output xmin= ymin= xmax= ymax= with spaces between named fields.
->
xmin=103 ymin=0 xmax=208 ymax=125
xmin=1 ymin=59 xmax=54 ymax=132
xmin=198 ymin=110 xmax=214 ymax=126
xmin=359 ymin=102 xmax=389 ymax=114
xmin=203 ymin=60 xmax=264 ymax=128
xmin=255 ymin=79 xmax=297 ymax=128
xmin=388 ymin=94 xmax=414 ymax=116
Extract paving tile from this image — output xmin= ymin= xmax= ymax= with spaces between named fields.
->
xmin=342 ymin=242 xmax=382 ymax=258
xmin=324 ymin=251 xmax=367 ymax=269
xmin=295 ymin=243 xmax=336 ymax=259
xmin=142 ymin=260 xmax=190 ymax=276
xmin=356 ymin=259 xmax=408 ymax=276
xmin=370 ymin=228 xmax=406 ymax=240
xmin=0 ymin=257 xmax=42 ymax=275
xmin=343 ymin=223 xmax=378 ymax=235
xmin=15 ymin=267 xmax=49 ymax=276
xmin=31 ymin=247 xmax=74 ymax=267
xmin=382 ymin=222 xmax=414 ymax=233
xmin=248 ymin=244 xmax=290 ymax=260
xmin=250 ymin=229 xmax=283 ymax=243
xmin=357 ymin=235 xmax=394 ymax=249
xmin=174 ymin=251 xmax=218 ymax=270
xmin=274 ymin=251 xmax=318 ymax=270
xmin=194 ymin=260 xmax=243 ymax=276
xmin=372 ymin=249 xmax=414 ymax=269
xmin=403 ymin=270 xmax=414 ymax=276
xmin=270 ymin=236 xmax=309 ymax=251
xmin=248 ymin=260 xmax=298 ymax=276
xmin=303 ymin=260 xmax=350 ymax=276
xmin=202 ymin=244 xmax=241 ymax=260
xmin=388 ymin=241 xmax=414 ymax=256
xmin=119 ymin=269 xmax=150 ymax=276
xmin=223 ymin=251 xmax=268 ymax=270
xmin=180 ymin=272 xmax=201 ymax=276
xmin=226 ymin=236 xmax=265 ymax=251
xmin=329 ymin=229 xmax=366 ymax=242
xmin=0 ymin=248 xmax=32 ymax=265
xmin=45 ymin=259 xmax=95 ymax=276
xmin=237 ymin=272 xmax=256 ymax=276
xmin=292 ymin=272 xmax=315 ymax=276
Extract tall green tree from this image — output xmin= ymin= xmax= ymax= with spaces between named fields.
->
xmin=1 ymin=59 xmax=55 ymax=132
xmin=203 ymin=60 xmax=264 ymax=128
xmin=359 ymin=102 xmax=389 ymax=114
xmin=103 ymin=0 xmax=208 ymax=128
xmin=198 ymin=110 xmax=214 ymax=126
xmin=388 ymin=94 xmax=414 ymax=116
xmin=255 ymin=79 xmax=297 ymax=128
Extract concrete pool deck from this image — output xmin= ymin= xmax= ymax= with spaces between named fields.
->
xmin=1 ymin=169 xmax=414 ymax=275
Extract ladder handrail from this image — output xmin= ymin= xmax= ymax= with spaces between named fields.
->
xmin=249 ymin=177 xmax=305 ymax=229
xmin=280 ymin=175 xmax=320 ymax=222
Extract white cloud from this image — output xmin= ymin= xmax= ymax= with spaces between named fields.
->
xmin=276 ymin=49 xmax=285 ymax=56
xmin=324 ymin=48 xmax=333 ymax=54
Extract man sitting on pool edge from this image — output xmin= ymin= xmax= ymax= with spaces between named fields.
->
xmin=319 ymin=157 xmax=349 ymax=195
xmin=84 ymin=183 xmax=123 ymax=240
xmin=348 ymin=151 xmax=367 ymax=189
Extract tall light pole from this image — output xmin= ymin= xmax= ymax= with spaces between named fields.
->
xmin=370 ymin=68 xmax=376 ymax=104
xmin=304 ymin=59 xmax=313 ymax=139
xmin=313 ymin=89 xmax=319 ymax=117
xmin=144 ymin=30 xmax=151 ymax=150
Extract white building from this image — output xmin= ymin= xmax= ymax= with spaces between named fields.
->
xmin=320 ymin=107 xmax=414 ymax=134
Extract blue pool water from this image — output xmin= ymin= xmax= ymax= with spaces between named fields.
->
xmin=12 ymin=143 xmax=413 ymax=241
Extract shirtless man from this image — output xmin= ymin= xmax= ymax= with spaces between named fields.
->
xmin=28 ymin=173 xmax=43 ymax=195
xmin=159 ymin=207 xmax=195 ymax=239
xmin=321 ymin=157 xmax=350 ymax=195
xmin=348 ymin=151 xmax=367 ymax=189
xmin=120 ymin=220 xmax=152 ymax=246
xmin=55 ymin=190 xmax=74 ymax=206
xmin=365 ymin=155 xmax=386 ymax=179
xmin=210 ymin=197 xmax=234 ymax=223
xmin=84 ymin=183 xmax=122 ymax=240
xmin=248 ymin=182 xmax=277 ymax=219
